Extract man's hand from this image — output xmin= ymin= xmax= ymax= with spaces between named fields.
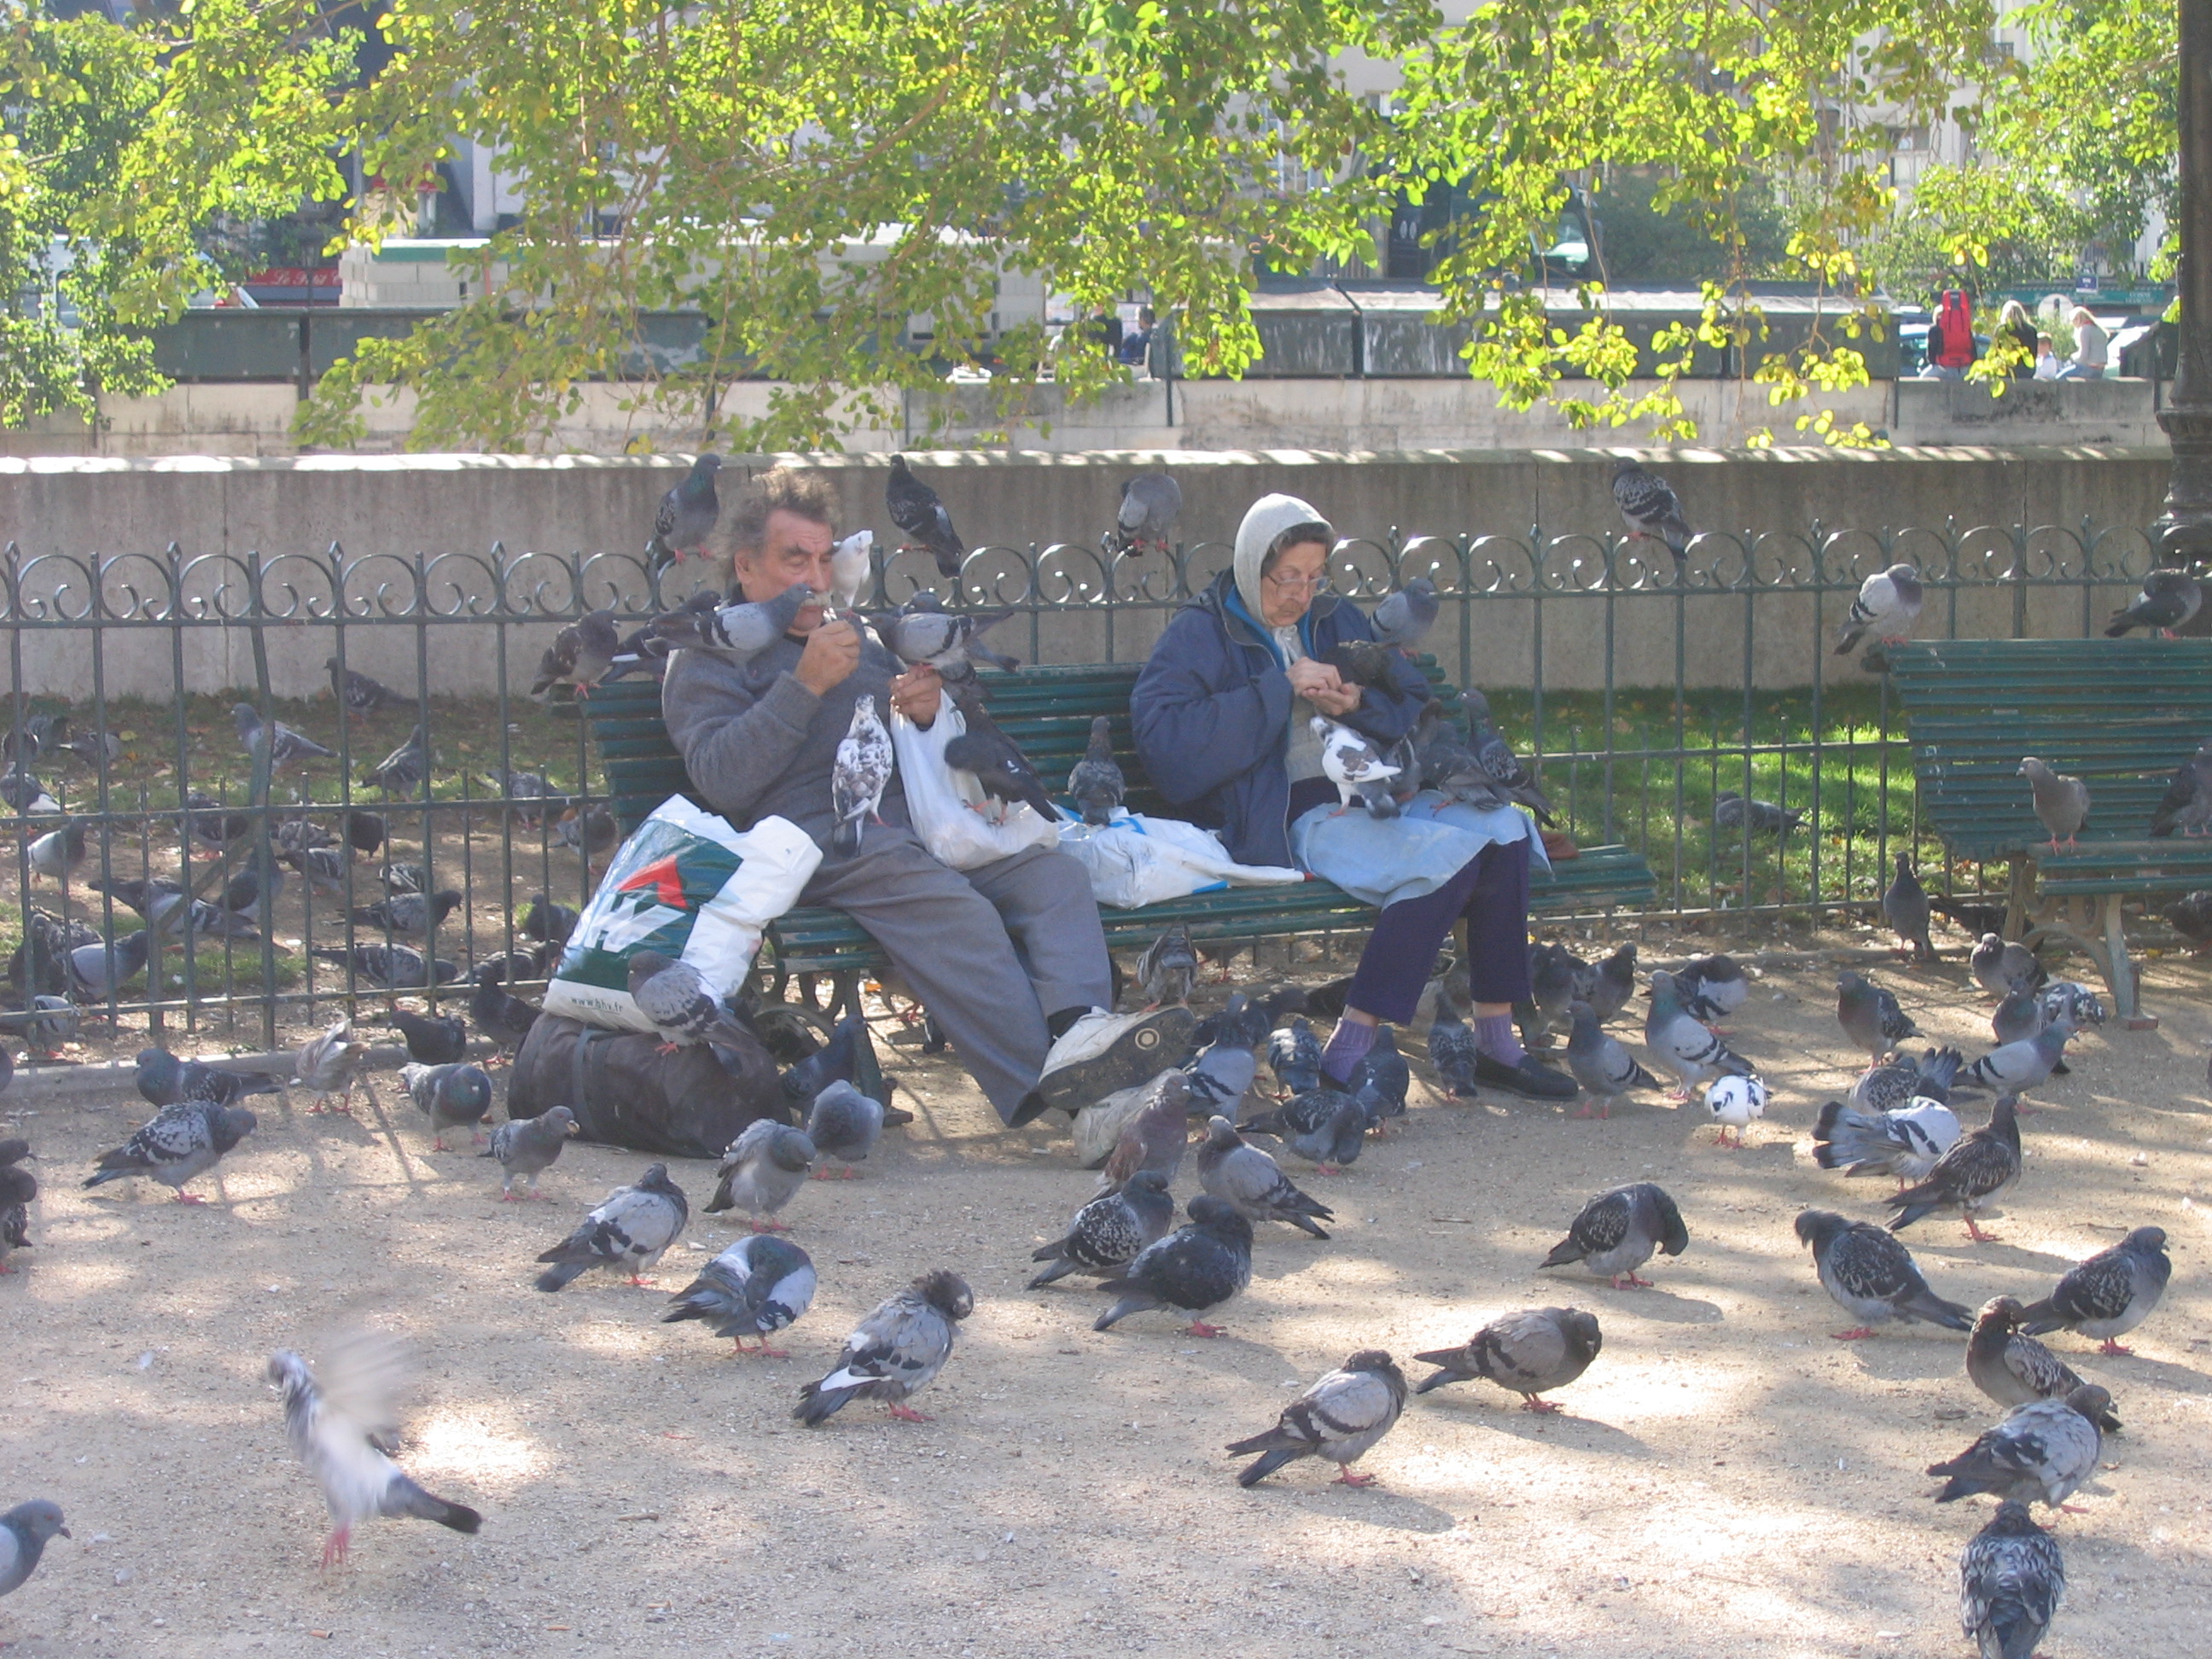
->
xmin=793 ymin=618 xmax=862 ymax=696
xmin=888 ymin=664 xmax=943 ymax=727
xmin=1288 ymin=658 xmax=1363 ymax=718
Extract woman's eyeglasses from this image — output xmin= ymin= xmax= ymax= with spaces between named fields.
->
xmin=1263 ymin=570 xmax=1330 ymax=595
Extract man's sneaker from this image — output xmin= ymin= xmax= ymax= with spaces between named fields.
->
xmin=1472 ymin=1051 xmax=1578 ymax=1100
xmin=1010 ymin=1006 xmax=1196 ymax=1126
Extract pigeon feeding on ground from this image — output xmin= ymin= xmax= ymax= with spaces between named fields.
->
xmin=2018 ymin=757 xmax=2089 ymax=853
xmin=1611 ymin=457 xmax=1692 ymax=563
xmin=84 ymin=1100 xmax=257 ymax=1202
xmin=1312 ymin=717 xmax=1400 ymax=818
xmin=1459 ymin=688 xmax=1555 ymax=823
xmin=778 ymin=1010 xmax=865 ymax=1114
xmin=626 ymin=951 xmax=754 ymax=1052
xmin=646 ymin=582 xmax=817 ymax=663
xmin=1813 ymin=1050 xmax=1962 ymax=1186
xmin=1645 ymin=969 xmax=1755 ymax=1099
xmin=534 ymin=1163 xmax=690 ymax=1290
xmin=2166 ymin=889 xmax=2212 ymax=952
xmin=648 ymin=452 xmax=722 ymax=566
xmin=1968 ymin=1297 xmax=2122 ymax=1429
xmin=1956 ymin=1020 xmax=2075 ymax=1101
xmin=2018 ymin=1225 xmax=2170 ymax=1355
xmin=794 ymin=1268 xmax=975 ymax=1429
xmin=233 ymin=703 xmax=335 ymax=770
xmin=2104 ymin=566 xmax=2202 ymax=637
xmin=1100 ymin=1071 xmax=1194 ymax=1187
xmin=828 ymin=694 xmax=895 ymax=858
xmin=348 ymin=889 xmax=463 ymax=939
xmin=1541 ymin=1182 xmax=1687 ymax=1290
xmin=1795 ymin=1208 xmax=1972 ymax=1341
xmin=1371 ymin=576 xmax=1441 ymax=653
xmin=944 ymin=681 xmax=1057 ymax=821
xmin=289 ymin=1021 xmax=369 ymax=1115
xmin=521 ymin=892 xmax=580 ymax=949
xmin=1093 ymin=1193 xmax=1254 ymax=1337
xmin=1239 ymin=1086 xmax=1367 ymax=1173
xmin=530 ymin=611 xmax=621 ymax=701
xmin=885 ymin=455 xmax=966 ymax=577
xmin=0 ymin=1499 xmax=68 ymax=1596
xmin=1714 ymin=789 xmax=1803 ymax=835
xmin=480 ymin=1105 xmax=576 ymax=1201
xmin=1577 ymin=941 xmax=1639 ymax=1024
xmin=1068 ymin=716 xmax=1126 ymax=827
xmin=399 ymin=1062 xmax=494 ymax=1151
xmin=1834 ymin=562 xmax=1924 ymax=655
xmin=705 ymin=1120 xmax=816 ymax=1230
xmin=1427 ymin=1010 xmax=1481 ymax=1098
xmin=1959 ymin=1500 xmax=2066 ymax=1659
xmin=1888 ymin=1096 xmax=2023 ymax=1243
xmin=135 ymin=1046 xmax=282 ymax=1111
xmin=327 ymin=656 xmax=408 ymax=714
xmin=1350 ymin=1027 xmax=1409 ymax=1132
xmin=1413 ymin=1307 xmax=1602 ymax=1412
xmin=1108 ymin=473 xmax=1182 ymax=556
xmin=469 ymin=962 xmax=540 ymax=1063
xmin=364 ymin=725 xmax=432 ymax=796
xmin=1029 ymin=1170 xmax=1175 ymax=1289
xmin=663 ymin=1233 xmax=817 ymax=1357
xmin=805 ymin=1080 xmax=884 ymax=1179
xmin=865 ymin=597 xmax=1020 ymax=681
xmin=1227 ymin=1350 xmax=1407 ymax=1487
xmin=1883 ymin=853 xmax=1936 ymax=962
xmin=1182 ymin=994 xmax=1277 ymax=1122
xmin=2 ymin=1144 xmax=36 ymax=1274
xmin=390 ymin=1009 xmax=467 ymax=1066
xmin=1564 ymin=1000 xmax=1661 ymax=1120
xmin=1930 ymin=894 xmax=2011 ymax=938
xmin=1928 ymin=1387 xmax=2110 ymax=1510
xmin=2149 ymin=740 xmax=2212 ymax=838
xmin=1970 ymin=934 xmax=2048 ymax=998
xmin=1673 ymin=952 xmax=1746 ymax=1023
xmin=1134 ymin=924 xmax=1197 ymax=1010
xmin=1195 ymin=1115 xmax=1334 ymax=1239
xmin=1837 ymin=971 xmax=1920 ymax=1062
xmin=0 ymin=768 xmax=58 ymax=815
xmin=556 ymin=802 xmax=620 ymax=864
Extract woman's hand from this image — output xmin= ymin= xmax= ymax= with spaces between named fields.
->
xmin=1289 ymin=659 xmax=1362 ymax=718
xmin=888 ymin=664 xmax=943 ymax=727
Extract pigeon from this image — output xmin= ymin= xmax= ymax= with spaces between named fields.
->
xmin=265 ymin=1332 xmax=482 ymax=1567
xmin=1413 ymin=1307 xmax=1602 ymax=1412
xmin=399 ymin=1062 xmax=494 ymax=1151
xmin=66 ymin=928 xmax=151 ymax=1002
xmin=1928 ymin=1386 xmax=2110 ymax=1510
xmin=480 ymin=1105 xmax=576 ymax=1200
xmin=1134 ymin=924 xmax=1197 ymax=1010
xmin=1226 ymin=1350 xmax=1406 ymax=1487
xmin=1349 ymin=1026 xmax=1410 ymax=1131
xmin=645 ymin=581 xmax=818 ymax=662
xmin=233 ymin=702 xmax=335 ymax=768
xmin=1175 ymin=994 xmax=1271 ymax=1124
xmin=2104 ymin=566 xmax=2202 ymax=637
xmin=1415 ymin=701 xmax=1511 ymax=810
xmin=58 ymin=729 xmax=120 ymax=768
xmin=327 ymin=656 xmax=408 ymax=713
xmin=0 ymin=1499 xmax=68 ymax=1597
xmin=1955 ymin=1019 xmax=2074 ymax=1099
xmin=1 ymin=1147 xmax=36 ymax=1274
xmin=1970 ymin=933 xmax=2047 ymax=998
xmin=12 ymin=994 xmax=76 ymax=1055
xmin=1611 ymin=457 xmax=1692 ymax=562
xmin=1836 ymin=971 xmax=1920 ymax=1061
xmin=1813 ymin=1052 xmax=1963 ymax=1185
xmin=84 ymin=1099 xmax=257 ymax=1202
xmin=1067 ymin=716 xmax=1126 ymax=826
xmin=1195 ymin=1115 xmax=1334 ymax=1239
xmin=6 ymin=911 xmax=95 ymax=998
xmin=135 ymin=1046 xmax=282 ymax=1110
xmin=0 ymin=766 xmax=58 ymax=816
xmin=1028 ymin=1170 xmax=1176 ymax=1289
xmin=478 ymin=768 xmax=556 ymax=829
xmin=1959 ymin=1500 xmax=2065 ymax=1659
xmin=829 ymin=694 xmax=895 ymax=857
xmin=310 ymin=943 xmax=459 ymax=989
xmin=1540 ymin=1182 xmax=1687 ymax=1290
xmin=1887 ymin=1095 xmax=2023 ymax=1243
xmin=1108 ymin=472 xmax=1182 ymax=556
xmin=943 ymin=682 xmax=1057 ymax=819
xmin=1313 ymin=715 xmax=1400 ymax=818
xmin=626 ymin=951 xmax=755 ymax=1051
xmin=390 ymin=1009 xmax=467 ymax=1065
xmin=2037 ymin=980 xmax=2104 ymax=1034
xmin=289 ymin=1020 xmax=369 ymax=1115
xmin=1267 ymin=1016 xmax=1324 ymax=1097
xmin=1322 ymin=637 xmax=1406 ymax=693
xmin=530 ymin=610 xmax=621 ymax=701
xmin=342 ymin=809 xmax=387 ymax=859
xmin=1834 ymin=563 xmax=1924 ymax=654
xmin=1967 ymin=1297 xmax=2121 ymax=1429
xmin=1930 ymin=894 xmax=2011 ymax=938
xmin=521 ymin=892 xmax=580 ymax=948
xmin=1098 ymin=1070 xmax=1195 ymax=1187
xmin=2018 ymin=757 xmax=2089 ymax=853
xmin=2168 ymin=888 xmax=2212 ymax=952
xmin=25 ymin=818 xmax=85 ymax=884
xmin=1644 ymin=969 xmax=1754 ymax=1097
xmin=143 ymin=888 xmax=263 ymax=945
xmin=184 ymin=789 xmax=253 ymax=855
xmin=2017 ymin=1225 xmax=2170 ymax=1355
xmin=1459 ymin=688 xmax=1554 ymax=822
xmin=648 ymin=452 xmax=722 ymax=566
xmin=1714 ymin=789 xmax=1802 ymax=835
xmin=704 ymin=1119 xmax=816 ymax=1230
xmin=1092 ymin=1192 xmax=1254 ymax=1336
xmin=1883 ymin=853 xmax=1936 ymax=962
xmin=1846 ymin=1051 xmax=1926 ymax=1116
xmin=1990 ymin=988 xmax=2044 ymax=1051
xmin=827 ymin=528 xmax=874 ymax=612
xmin=1520 ymin=942 xmax=1579 ymax=1043
xmin=364 ymin=725 xmax=432 ymax=795
xmin=84 ymin=873 xmax=185 ymax=920
xmin=1579 ymin=941 xmax=1639 ymax=1024
xmin=1672 ymin=951 xmax=1746 ymax=1022
xmin=663 ymin=1233 xmax=818 ymax=1356
xmin=778 ymin=1010 xmax=867 ymax=1114
xmin=1794 ymin=1208 xmax=1973 ymax=1340
xmin=796 ymin=1267 xmax=973 ymax=1423
xmin=864 ymin=597 xmax=1020 ymax=679
xmin=885 ymin=454 xmax=966 ymax=577
xmin=221 ymin=863 xmax=282 ymax=925
xmin=469 ymin=961 xmax=540 ymax=1062
xmin=556 ymin=801 xmax=620 ymax=864
xmin=805 ymin=1080 xmax=884 ymax=1179
xmin=282 ymin=844 xmax=349 ymax=897
xmin=2148 ymin=740 xmax=2212 ymax=837
xmin=348 ymin=889 xmax=463 ymax=938
xmin=0 ymin=714 xmax=59 ymax=766
xmin=534 ymin=1163 xmax=690 ymax=1290
xmin=1371 ymin=576 xmax=1441 ymax=654
xmin=1563 ymin=999 xmax=1662 ymax=1120
xmin=1238 ymin=1086 xmax=1367 ymax=1173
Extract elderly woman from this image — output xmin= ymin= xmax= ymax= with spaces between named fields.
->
xmin=1130 ymin=493 xmax=1573 ymax=1100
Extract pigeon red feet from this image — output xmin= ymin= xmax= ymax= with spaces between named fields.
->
xmin=1522 ymin=1396 xmax=1563 ymax=1413
xmin=1185 ymin=1320 xmax=1225 ymax=1338
xmin=1964 ymin=1219 xmax=2000 ymax=1243
xmin=886 ymin=1404 xmax=932 ymax=1423
xmin=1330 ymin=1468 xmax=1378 ymax=1486
xmin=1610 ymin=1272 xmax=1653 ymax=1290
xmin=626 ymin=1274 xmax=660 ymax=1289
xmin=172 ymin=1191 xmax=207 ymax=1204
xmin=749 ymin=1220 xmax=793 ymax=1233
xmin=655 ymin=1041 xmax=682 ymax=1056
xmin=2098 ymin=1338 xmax=2134 ymax=1356
xmin=1313 ymin=1164 xmax=1342 ymax=1177
xmin=731 ymin=1337 xmax=792 ymax=1359
xmin=1830 ymin=1327 xmax=1877 ymax=1341
xmin=320 ymin=1526 xmax=352 ymax=1569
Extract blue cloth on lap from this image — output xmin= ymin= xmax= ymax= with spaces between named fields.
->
xmin=1291 ymin=790 xmax=1547 ymax=910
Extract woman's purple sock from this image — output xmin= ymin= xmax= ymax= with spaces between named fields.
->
xmin=1473 ymin=1015 xmax=1526 ymax=1066
xmin=1320 ymin=1019 xmax=1380 ymax=1084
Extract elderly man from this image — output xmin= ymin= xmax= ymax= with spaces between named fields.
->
xmin=661 ymin=466 xmax=1173 ymax=1126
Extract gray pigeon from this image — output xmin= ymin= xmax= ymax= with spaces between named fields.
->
xmin=1238 ymin=1086 xmax=1366 ymax=1172
xmin=529 ymin=610 xmax=621 ymax=701
xmin=1672 ymin=952 xmax=1745 ymax=1022
xmin=1100 ymin=1070 xmax=1195 ymax=1187
xmin=1 ymin=1144 xmax=35 ymax=1274
xmin=796 ymin=1267 xmax=973 ymax=1423
xmin=1714 ymin=789 xmax=1802 ymax=835
xmin=25 ymin=818 xmax=84 ymax=884
xmin=1093 ymin=1194 xmax=1254 ymax=1336
xmin=1929 ymin=1386 xmax=2110 ymax=1509
xmin=1888 ymin=1096 xmax=2023 ymax=1243
xmin=1795 ymin=1208 xmax=1972 ymax=1340
xmin=364 ymin=725 xmax=432 ymax=795
xmin=805 ymin=1080 xmax=884 ymax=1178
xmin=288 ymin=1019 xmax=369 ymax=1115
xmin=1182 ymin=1000 xmax=1268 ymax=1122
xmin=266 ymin=1332 xmax=482 ymax=1567
xmin=1427 ymin=1010 xmax=1480 ymax=1097
xmin=1135 ymin=925 xmax=1197 ymax=1009
xmin=648 ymin=451 xmax=722 ymax=565
xmin=1541 ymin=1182 xmax=1687 ymax=1290
xmin=1564 ymin=999 xmax=1661 ymax=1119
xmin=233 ymin=702 xmax=335 ymax=768
xmin=830 ymin=695 xmax=894 ymax=858
xmin=1967 ymin=1297 xmax=2121 ymax=1429
xmin=1955 ymin=1019 xmax=2074 ymax=1100
xmin=2017 ymin=1225 xmax=2170 ymax=1355
xmin=704 ymin=1119 xmax=816 ymax=1229
xmin=647 ymin=581 xmax=816 ymax=662
xmin=135 ymin=1046 xmax=282 ymax=1111
xmin=1883 ymin=853 xmax=1936 ymax=962
xmin=1581 ymin=941 xmax=1639 ymax=1024
xmin=1028 ymin=1169 xmax=1176 ymax=1289
xmin=2018 ymin=757 xmax=2089 ymax=853
xmin=0 ymin=768 xmax=58 ymax=814
xmin=1522 ymin=943 xmax=1579 ymax=1043
xmin=83 ymin=1099 xmax=257 ymax=1202
xmin=1836 ymin=971 xmax=1920 ymax=1062
xmin=864 ymin=597 xmax=1020 ymax=678
xmin=1833 ymin=562 xmax=1924 ymax=654
xmin=328 ymin=655 xmax=408 ymax=714
xmin=534 ymin=1163 xmax=690 ymax=1290
xmin=399 ymin=1062 xmax=495 ymax=1151
xmin=2104 ymin=566 xmax=2201 ymax=637
xmin=662 ymin=1232 xmax=817 ymax=1356
xmin=480 ymin=1105 xmax=576 ymax=1200
xmin=1413 ymin=1307 xmax=1602 ymax=1412
xmin=1109 ymin=473 xmax=1182 ymax=556
xmin=1611 ymin=457 xmax=1691 ymax=562
xmin=66 ymin=928 xmax=150 ymax=1001
xmin=1991 ymin=988 xmax=2042 ymax=1048
xmin=0 ymin=1499 xmax=68 ymax=1597
xmin=1458 ymin=688 xmax=1555 ymax=822
xmin=944 ymin=680 xmax=1059 ymax=819
xmin=1813 ymin=1051 xmax=1962 ymax=1185
xmin=1970 ymin=933 xmax=2048 ymax=998
xmin=2149 ymin=740 xmax=2212 ymax=838
xmin=348 ymin=889 xmax=463 ymax=939
xmin=1644 ymin=969 xmax=1754 ymax=1097
xmin=1226 ymin=1350 xmax=1406 ymax=1486
xmin=1267 ymin=1015 xmax=1324 ymax=1096
xmin=1371 ymin=577 xmax=1441 ymax=652
xmin=885 ymin=454 xmax=966 ymax=578
xmin=1959 ymin=1500 xmax=2065 ymax=1659
xmin=1195 ymin=1115 xmax=1334 ymax=1239
xmin=1415 ymin=701 xmax=1512 ymax=811
xmin=2168 ymin=889 xmax=2212 ymax=951
xmin=1068 ymin=716 xmax=1126 ymax=826
xmin=626 ymin=951 xmax=755 ymax=1050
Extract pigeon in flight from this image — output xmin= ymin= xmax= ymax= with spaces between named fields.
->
xmin=1611 ymin=457 xmax=1693 ymax=564
xmin=885 ymin=454 xmax=966 ymax=578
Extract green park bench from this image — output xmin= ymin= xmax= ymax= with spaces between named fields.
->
xmin=1887 ymin=637 xmax=2212 ymax=1024
xmin=583 ymin=657 xmax=1656 ymax=1013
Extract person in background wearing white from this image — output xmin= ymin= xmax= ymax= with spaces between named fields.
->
xmin=2064 ymin=306 xmax=2109 ymax=380
xmin=2033 ymin=334 xmax=2062 ymax=381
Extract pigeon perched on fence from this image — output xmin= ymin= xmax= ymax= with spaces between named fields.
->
xmin=2018 ymin=757 xmax=2089 ymax=853
xmin=0 ymin=1499 xmax=68 ymax=1597
xmin=1645 ymin=969 xmax=1755 ymax=1097
xmin=1313 ymin=716 xmax=1400 ymax=818
xmin=663 ymin=1233 xmax=818 ymax=1356
xmin=1959 ymin=1500 xmax=2065 ymax=1659
xmin=2149 ymin=740 xmax=2212 ymax=838
xmin=1564 ymin=1000 xmax=1661 ymax=1120
xmin=1108 ymin=472 xmax=1182 ymax=556
xmin=233 ymin=703 xmax=335 ymax=769
xmin=648 ymin=452 xmax=722 ymax=567
xmin=1928 ymin=1387 xmax=2109 ymax=1509
xmin=1238 ymin=1086 xmax=1367 ymax=1173
xmin=1227 ymin=1350 xmax=1406 ymax=1487
xmin=797 ymin=1267 xmax=973 ymax=1423
xmin=1413 ymin=1307 xmax=1602 ymax=1412
xmin=400 ymin=1062 xmax=494 ymax=1151
xmin=1371 ymin=576 xmax=1441 ymax=653
xmin=1092 ymin=1193 xmax=1254 ymax=1337
xmin=864 ymin=596 xmax=1020 ymax=680
xmin=1833 ymin=563 xmax=1924 ymax=655
xmin=885 ymin=455 xmax=966 ymax=578
xmin=289 ymin=1020 xmax=369 ymax=1115
xmin=626 ymin=951 xmax=754 ymax=1051
xmin=646 ymin=582 xmax=817 ymax=662
xmin=1888 ymin=1095 xmax=2023 ymax=1243
xmin=84 ymin=1099 xmax=257 ymax=1202
xmin=1836 ymin=971 xmax=1920 ymax=1062
xmin=327 ymin=655 xmax=408 ymax=714
xmin=2103 ymin=566 xmax=2201 ymax=637
xmin=805 ymin=1080 xmax=885 ymax=1179
xmin=1540 ymin=1181 xmax=1687 ymax=1290
xmin=265 ymin=1332 xmax=482 ymax=1568
xmin=2017 ymin=1225 xmax=2170 ymax=1355
xmin=534 ymin=1163 xmax=690 ymax=1290
xmin=1067 ymin=716 xmax=1126 ymax=826
xmin=1460 ymin=688 xmax=1555 ymax=822
xmin=1967 ymin=1297 xmax=2121 ymax=1429
xmin=1714 ymin=789 xmax=1802 ymax=835
xmin=1611 ymin=457 xmax=1692 ymax=563
xmin=1883 ymin=853 xmax=1936 ymax=962
xmin=364 ymin=725 xmax=432 ymax=795
xmin=1195 ymin=1115 xmax=1333 ymax=1239
xmin=530 ymin=611 xmax=621 ymax=701
xmin=830 ymin=695 xmax=895 ymax=858
xmin=480 ymin=1105 xmax=575 ymax=1200
xmin=1029 ymin=1170 xmax=1176 ymax=1289
xmin=1795 ymin=1208 xmax=1972 ymax=1340
xmin=705 ymin=1120 xmax=816 ymax=1230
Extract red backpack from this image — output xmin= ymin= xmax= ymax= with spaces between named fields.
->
xmin=1931 ymin=290 xmax=1976 ymax=368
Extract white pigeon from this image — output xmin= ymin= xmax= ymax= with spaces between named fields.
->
xmin=828 ymin=529 xmax=874 ymax=613
xmin=1313 ymin=716 xmax=1400 ymax=818
xmin=1833 ymin=563 xmax=1924 ymax=655
xmin=830 ymin=695 xmax=894 ymax=858
xmin=1703 ymin=1074 xmax=1767 ymax=1150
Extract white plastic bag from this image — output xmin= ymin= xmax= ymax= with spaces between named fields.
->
xmin=891 ymin=705 xmax=1060 ymax=870
xmin=544 ymin=798 xmax=823 ymax=1033
xmin=1057 ymin=814 xmax=1306 ymax=909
